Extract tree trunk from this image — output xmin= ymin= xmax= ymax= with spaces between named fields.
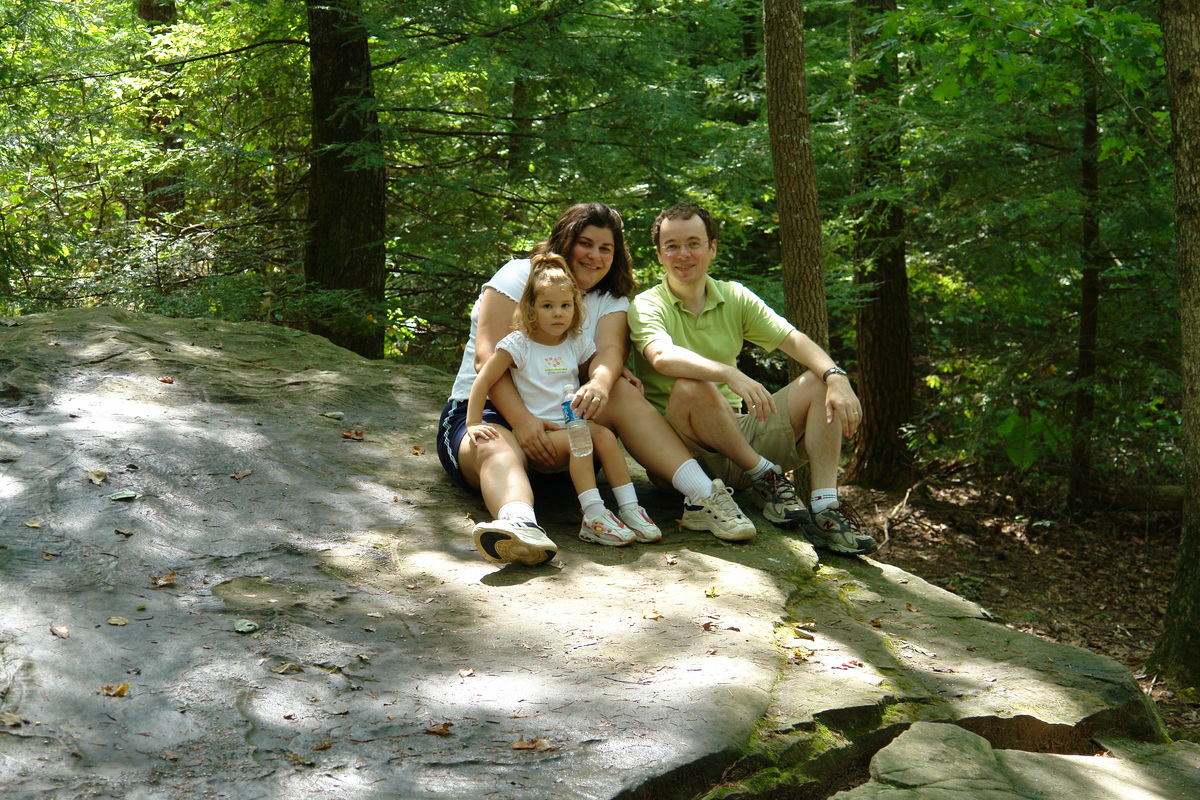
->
xmin=1069 ymin=3 xmax=1102 ymax=507
xmin=305 ymin=0 xmax=386 ymax=359
xmin=763 ymin=0 xmax=828 ymax=359
xmin=1148 ymin=0 xmax=1200 ymax=692
xmin=137 ymin=0 xmax=184 ymax=223
xmin=842 ymin=0 xmax=914 ymax=490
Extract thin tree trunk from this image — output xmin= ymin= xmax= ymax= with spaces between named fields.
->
xmin=305 ymin=0 xmax=386 ymax=359
xmin=842 ymin=0 xmax=914 ymax=489
xmin=137 ymin=0 xmax=183 ymax=223
xmin=1148 ymin=0 xmax=1200 ymax=691
xmin=1069 ymin=3 xmax=1102 ymax=506
xmin=763 ymin=0 xmax=828 ymax=359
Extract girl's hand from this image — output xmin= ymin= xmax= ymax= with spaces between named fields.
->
xmin=466 ymin=423 xmax=499 ymax=444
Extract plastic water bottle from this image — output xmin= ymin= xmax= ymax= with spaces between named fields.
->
xmin=561 ymin=384 xmax=593 ymax=457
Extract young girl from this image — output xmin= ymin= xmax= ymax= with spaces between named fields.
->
xmin=465 ymin=254 xmax=661 ymax=549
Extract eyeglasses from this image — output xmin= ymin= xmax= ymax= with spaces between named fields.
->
xmin=658 ymin=239 xmax=711 ymax=257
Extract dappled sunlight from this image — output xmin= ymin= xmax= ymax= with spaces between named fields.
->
xmin=0 ymin=473 xmax=24 ymax=501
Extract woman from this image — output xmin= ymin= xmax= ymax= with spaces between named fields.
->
xmin=437 ymin=203 xmax=754 ymax=567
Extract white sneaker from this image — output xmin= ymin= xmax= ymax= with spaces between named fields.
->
xmin=681 ymin=480 xmax=756 ymax=541
xmin=618 ymin=505 xmax=662 ymax=543
xmin=472 ymin=519 xmax=558 ymax=565
xmin=579 ymin=509 xmax=636 ymax=547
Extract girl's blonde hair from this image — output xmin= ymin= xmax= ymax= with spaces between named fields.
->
xmin=517 ymin=253 xmax=584 ymax=336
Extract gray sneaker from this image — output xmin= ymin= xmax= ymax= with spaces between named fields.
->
xmin=472 ymin=520 xmax=558 ymax=565
xmin=801 ymin=501 xmax=878 ymax=555
xmin=681 ymin=480 xmax=756 ymax=541
xmin=749 ymin=468 xmax=807 ymax=525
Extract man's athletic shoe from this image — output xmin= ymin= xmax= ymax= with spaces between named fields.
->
xmin=749 ymin=468 xmax=807 ymax=525
xmin=681 ymin=480 xmax=756 ymax=541
xmin=473 ymin=519 xmax=558 ymax=565
xmin=801 ymin=502 xmax=878 ymax=555
xmin=579 ymin=509 xmax=637 ymax=547
xmin=618 ymin=505 xmax=663 ymax=543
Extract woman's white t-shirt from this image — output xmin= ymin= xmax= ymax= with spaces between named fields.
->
xmin=448 ymin=258 xmax=630 ymax=402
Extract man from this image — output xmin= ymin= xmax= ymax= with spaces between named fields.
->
xmin=628 ymin=202 xmax=877 ymax=555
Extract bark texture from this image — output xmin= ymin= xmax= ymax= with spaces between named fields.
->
xmin=305 ymin=0 xmax=386 ymax=359
xmin=1149 ymin=0 xmax=1200 ymax=692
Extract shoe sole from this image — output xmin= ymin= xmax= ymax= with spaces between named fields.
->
xmin=800 ymin=526 xmax=877 ymax=555
xmin=758 ymin=504 xmax=806 ymax=526
xmin=474 ymin=527 xmax=557 ymax=566
xmin=681 ymin=516 xmax=756 ymax=542
xmin=578 ymin=531 xmax=635 ymax=547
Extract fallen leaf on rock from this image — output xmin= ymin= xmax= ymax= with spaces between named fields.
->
xmin=705 ymin=586 xmax=720 ymax=598
xmin=269 ymin=662 xmax=304 ymax=674
xmin=312 ymin=739 xmax=333 ymax=751
xmin=108 ymin=490 xmax=143 ymax=501
xmin=115 ymin=528 xmax=133 ymax=537
xmin=1 ymin=711 xmax=25 ymax=727
xmin=870 ymin=618 xmax=883 ymax=627
xmin=87 ymin=470 xmax=109 ymax=485
xmin=230 ymin=469 xmax=252 ymax=481
xmin=106 ymin=617 xmax=129 ymax=626
xmin=513 ymin=735 xmax=553 ymax=751
xmin=411 ymin=445 xmax=425 ymax=455
xmin=158 ymin=376 xmax=174 ymax=384
xmin=149 ymin=570 xmax=176 ymax=588
xmin=341 ymin=429 xmax=364 ymax=441
xmin=161 ymin=751 xmax=178 ymax=762
xmin=100 ymin=683 xmax=130 ymax=697
xmin=234 ymin=619 xmax=260 ymax=634
xmin=458 ymin=668 xmax=475 ymax=678
xmin=50 ymin=624 xmax=69 ymax=639
xmin=25 ymin=519 xmax=41 ymax=529
xmin=832 ymin=659 xmax=864 ymax=670
xmin=321 ymin=411 xmax=344 ymax=420
xmin=42 ymin=552 xmax=55 ymax=560
xmin=642 ymin=610 xmax=663 ymax=620
xmin=424 ymin=722 xmax=454 ymax=736
xmin=664 ymin=554 xmax=678 ymax=565
xmin=705 ymin=646 xmax=718 ymax=655
xmin=906 ymin=602 xmax=920 ymax=612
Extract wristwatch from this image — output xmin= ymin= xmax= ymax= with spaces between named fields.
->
xmin=822 ymin=365 xmax=848 ymax=383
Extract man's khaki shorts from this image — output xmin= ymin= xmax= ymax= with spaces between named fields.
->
xmin=657 ymin=381 xmax=807 ymax=492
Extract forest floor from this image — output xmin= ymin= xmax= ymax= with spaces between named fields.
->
xmin=841 ymin=480 xmax=1199 ymax=745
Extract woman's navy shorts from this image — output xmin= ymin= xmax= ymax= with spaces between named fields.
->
xmin=436 ymin=398 xmax=510 ymax=489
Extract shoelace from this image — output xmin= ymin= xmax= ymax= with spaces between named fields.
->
xmin=761 ymin=470 xmax=799 ymax=503
xmin=825 ymin=500 xmax=868 ymax=534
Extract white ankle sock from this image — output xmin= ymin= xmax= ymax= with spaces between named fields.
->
xmin=578 ymin=488 xmax=606 ymax=519
xmin=612 ymin=482 xmax=638 ymax=510
xmin=672 ymin=459 xmax=714 ymax=502
xmin=746 ymin=457 xmax=776 ymax=482
xmin=497 ymin=501 xmax=537 ymax=523
xmin=810 ymin=489 xmax=838 ymax=514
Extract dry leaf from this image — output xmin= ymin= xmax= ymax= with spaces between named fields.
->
xmin=458 ymin=668 xmax=475 ymax=678
xmin=705 ymin=646 xmax=718 ymax=655
xmin=642 ymin=610 xmax=663 ymax=620
xmin=50 ymin=624 xmax=69 ymax=639
xmin=25 ymin=519 xmax=41 ymax=529
xmin=664 ymin=554 xmax=678 ymax=565
xmin=1 ymin=711 xmax=25 ymax=727
xmin=424 ymin=722 xmax=454 ymax=736
xmin=230 ymin=469 xmax=252 ymax=481
xmin=106 ymin=617 xmax=129 ymax=626
xmin=269 ymin=662 xmax=304 ymax=674
xmin=115 ymin=528 xmax=133 ymax=537
xmin=905 ymin=602 xmax=919 ymax=612
xmin=149 ymin=570 xmax=176 ymax=588
xmin=100 ymin=683 xmax=130 ymax=697
xmin=161 ymin=751 xmax=178 ymax=762
xmin=341 ymin=430 xmax=364 ymax=441
xmin=87 ymin=469 xmax=109 ymax=485
xmin=513 ymin=735 xmax=552 ymax=751
xmin=312 ymin=740 xmax=333 ymax=751
xmin=158 ymin=376 xmax=174 ymax=384
xmin=870 ymin=618 xmax=883 ymax=627
xmin=411 ymin=445 xmax=425 ymax=455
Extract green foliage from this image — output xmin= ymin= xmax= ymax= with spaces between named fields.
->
xmin=0 ymin=0 xmax=1180 ymax=494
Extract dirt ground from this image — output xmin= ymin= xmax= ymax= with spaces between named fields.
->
xmin=841 ymin=480 xmax=1198 ymax=745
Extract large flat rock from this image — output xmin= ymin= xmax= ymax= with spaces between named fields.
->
xmin=832 ymin=722 xmax=1200 ymax=800
xmin=0 ymin=309 xmax=1167 ymax=799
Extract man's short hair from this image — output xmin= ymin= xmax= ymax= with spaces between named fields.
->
xmin=651 ymin=203 xmax=718 ymax=249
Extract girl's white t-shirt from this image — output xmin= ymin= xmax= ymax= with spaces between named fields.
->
xmin=448 ymin=258 xmax=630 ymax=402
xmin=495 ymin=331 xmax=596 ymax=423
